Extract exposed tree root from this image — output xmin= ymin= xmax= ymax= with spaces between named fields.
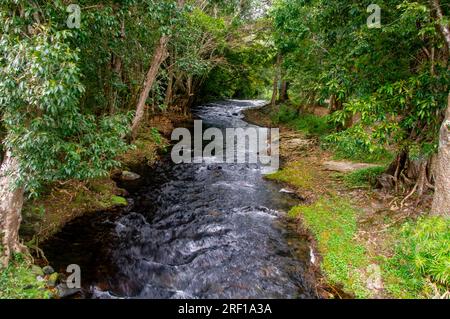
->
xmin=379 ymin=150 xmax=434 ymax=208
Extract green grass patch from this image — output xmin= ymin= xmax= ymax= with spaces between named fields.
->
xmin=289 ymin=197 xmax=371 ymax=298
xmin=0 ymin=253 xmax=51 ymax=299
xmin=265 ymin=161 xmax=315 ymax=190
xmin=382 ymin=216 xmax=450 ymax=299
xmin=342 ymin=166 xmax=386 ymax=189
xmin=271 ymin=105 xmax=332 ymax=138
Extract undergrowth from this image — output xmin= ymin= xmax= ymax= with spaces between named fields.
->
xmin=342 ymin=166 xmax=386 ymax=189
xmin=271 ymin=105 xmax=332 ymax=137
xmin=0 ymin=253 xmax=50 ymax=299
xmin=383 ymin=216 xmax=450 ymax=299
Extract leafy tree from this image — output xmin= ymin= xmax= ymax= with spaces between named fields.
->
xmin=0 ymin=1 xmax=130 ymax=266
xmin=272 ymin=0 xmax=450 ymax=214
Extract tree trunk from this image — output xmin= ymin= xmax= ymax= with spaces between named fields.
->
xmin=109 ymin=52 xmax=123 ymax=115
xmin=164 ymin=68 xmax=174 ymax=109
xmin=431 ymin=93 xmax=450 ymax=216
xmin=430 ymin=0 xmax=450 ymax=216
xmin=271 ymin=53 xmax=282 ymax=107
xmin=0 ymin=151 xmax=26 ymax=267
xmin=279 ymin=80 xmax=289 ymax=103
xmin=130 ymin=35 xmax=169 ymax=139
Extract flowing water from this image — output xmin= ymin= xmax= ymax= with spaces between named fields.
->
xmin=42 ymin=100 xmax=317 ymax=299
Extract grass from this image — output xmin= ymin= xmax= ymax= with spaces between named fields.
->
xmin=0 ymin=253 xmax=51 ymax=299
xmin=120 ymin=125 xmax=169 ymax=168
xmin=256 ymin=103 xmax=449 ymax=299
xmin=342 ymin=166 xmax=386 ymax=189
xmin=289 ymin=197 xmax=371 ymax=298
xmin=382 ymin=216 xmax=450 ymax=299
xmin=271 ymin=104 xmax=332 ymax=138
xmin=265 ymin=160 xmax=316 ymax=191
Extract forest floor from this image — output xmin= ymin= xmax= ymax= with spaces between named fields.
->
xmin=244 ymin=104 xmax=448 ymax=299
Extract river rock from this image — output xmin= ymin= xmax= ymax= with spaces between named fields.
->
xmin=56 ymin=283 xmax=82 ymax=299
xmin=121 ymin=171 xmax=141 ymax=181
xmin=42 ymin=265 xmax=55 ymax=275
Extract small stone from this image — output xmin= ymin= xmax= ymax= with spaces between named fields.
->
xmin=121 ymin=171 xmax=141 ymax=181
xmin=31 ymin=265 xmax=45 ymax=277
xmin=56 ymin=283 xmax=82 ymax=299
xmin=279 ymin=188 xmax=295 ymax=194
xmin=42 ymin=265 xmax=55 ymax=275
xmin=47 ymin=272 xmax=59 ymax=287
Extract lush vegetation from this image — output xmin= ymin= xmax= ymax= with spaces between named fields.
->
xmin=0 ymin=0 xmax=449 ymax=299
xmin=267 ymin=0 xmax=449 ymax=298
xmin=383 ymin=216 xmax=450 ymax=298
xmin=290 ymin=198 xmax=371 ymax=298
xmin=271 ymin=0 xmax=450 ymax=206
xmin=342 ymin=167 xmax=387 ymax=189
xmin=0 ymin=254 xmax=50 ymax=299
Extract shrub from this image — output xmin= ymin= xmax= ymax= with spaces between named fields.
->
xmin=323 ymin=126 xmax=393 ymax=164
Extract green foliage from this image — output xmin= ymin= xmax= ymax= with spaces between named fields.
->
xmin=324 ymin=126 xmax=394 ymax=164
xmin=271 ymin=104 xmax=298 ymax=123
xmin=200 ymin=18 xmax=275 ymax=100
xmin=383 ymin=217 xmax=450 ymax=298
xmin=0 ymin=3 xmax=132 ymax=196
xmin=111 ymin=195 xmax=128 ymax=206
xmin=0 ymin=254 xmax=50 ymax=299
xmin=271 ymin=0 xmax=449 ymax=162
xmin=343 ymin=166 xmax=386 ymax=188
xmin=272 ymin=105 xmax=332 ymax=137
xmin=290 ymin=198 xmax=371 ymax=298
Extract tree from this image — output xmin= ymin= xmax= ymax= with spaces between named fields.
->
xmin=272 ymin=0 xmax=449 ymax=207
xmin=271 ymin=53 xmax=281 ymax=106
xmin=130 ymin=0 xmax=186 ymax=139
xmin=0 ymin=1 xmax=129 ymax=266
xmin=430 ymin=0 xmax=450 ymax=216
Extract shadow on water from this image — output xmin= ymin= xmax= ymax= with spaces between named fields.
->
xmin=42 ymin=100 xmax=318 ymax=299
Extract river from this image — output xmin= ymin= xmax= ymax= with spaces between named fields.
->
xmin=42 ymin=100 xmax=317 ymax=299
